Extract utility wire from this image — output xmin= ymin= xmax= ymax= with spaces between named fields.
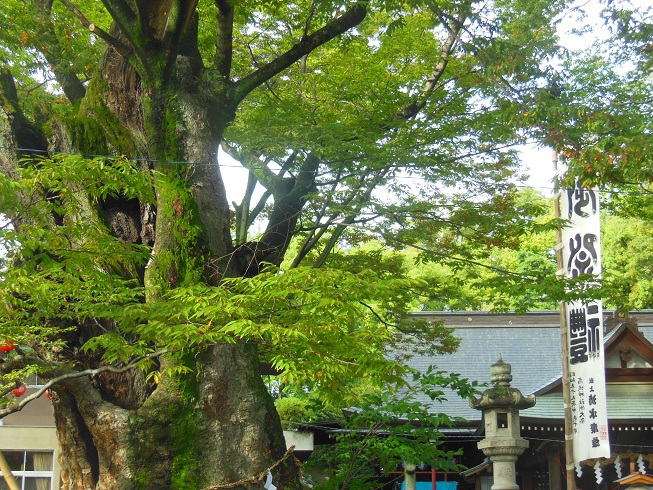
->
xmin=3 ymin=146 xmax=652 ymax=196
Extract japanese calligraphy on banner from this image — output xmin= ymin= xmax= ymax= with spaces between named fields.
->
xmin=560 ymin=182 xmax=610 ymax=463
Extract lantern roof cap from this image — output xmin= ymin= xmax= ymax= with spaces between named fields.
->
xmin=469 ymin=356 xmax=536 ymax=411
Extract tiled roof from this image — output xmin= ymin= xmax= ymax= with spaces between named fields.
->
xmin=523 ymin=384 xmax=653 ymax=421
xmin=406 ymin=310 xmax=653 ymax=424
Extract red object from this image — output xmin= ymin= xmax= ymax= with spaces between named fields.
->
xmin=12 ymin=384 xmax=26 ymax=397
xmin=45 ymin=390 xmax=51 ymax=399
xmin=0 ymin=342 xmax=15 ymax=352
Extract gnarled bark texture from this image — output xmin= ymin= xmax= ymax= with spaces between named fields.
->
xmin=0 ymin=1 xmax=368 ymax=487
xmin=45 ymin=47 xmax=295 ymax=490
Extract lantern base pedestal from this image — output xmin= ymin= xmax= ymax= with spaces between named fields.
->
xmin=488 ymin=457 xmax=519 ymax=490
xmin=479 ymin=439 xmax=529 ymax=490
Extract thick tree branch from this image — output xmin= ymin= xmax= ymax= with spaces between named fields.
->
xmin=0 ymin=68 xmax=49 ymax=154
xmin=233 ymin=171 xmax=259 ymax=245
xmin=97 ymin=0 xmax=166 ymax=80
xmin=165 ymin=0 xmax=193 ymax=41
xmin=28 ymin=0 xmax=87 ymax=104
xmin=233 ymin=153 xmax=321 ymax=275
xmin=100 ymin=0 xmax=138 ymax=30
xmin=162 ymin=0 xmax=200 ymax=63
xmin=260 ymin=153 xmax=320 ymax=247
xmin=215 ymin=0 xmax=234 ymax=79
xmin=59 ymin=0 xmax=132 ymax=57
xmin=0 ymin=349 xmax=168 ymax=419
xmin=395 ymin=4 xmax=468 ymax=121
xmin=132 ymin=0 xmax=150 ymax=37
xmin=232 ymin=3 xmax=367 ymax=105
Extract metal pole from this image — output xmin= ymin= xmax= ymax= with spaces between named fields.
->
xmin=553 ymin=150 xmax=577 ymax=490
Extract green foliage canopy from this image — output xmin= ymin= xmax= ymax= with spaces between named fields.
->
xmin=0 ymin=0 xmax=652 ymax=486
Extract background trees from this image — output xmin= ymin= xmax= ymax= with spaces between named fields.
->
xmin=0 ymin=0 xmax=652 ymax=488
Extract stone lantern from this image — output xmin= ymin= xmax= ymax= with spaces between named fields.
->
xmin=470 ymin=355 xmax=536 ymax=490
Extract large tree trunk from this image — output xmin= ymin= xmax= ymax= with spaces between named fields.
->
xmin=51 ymin=348 xmax=292 ymax=489
xmin=2 ymin=39 xmax=300 ymax=490
xmin=0 ymin=0 xmax=370 ymax=484
xmin=53 ymin=379 xmax=131 ymax=489
xmin=197 ymin=343 xmax=292 ymax=488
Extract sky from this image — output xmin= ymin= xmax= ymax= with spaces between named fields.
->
xmin=521 ymin=146 xmax=557 ymax=196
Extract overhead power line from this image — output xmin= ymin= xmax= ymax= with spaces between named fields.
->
xmin=2 ymin=146 xmax=652 ymax=196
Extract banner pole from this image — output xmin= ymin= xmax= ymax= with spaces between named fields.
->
xmin=553 ymin=150 xmax=577 ymax=489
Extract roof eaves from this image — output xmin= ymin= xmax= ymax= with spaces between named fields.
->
xmin=532 ymin=374 xmax=563 ymax=396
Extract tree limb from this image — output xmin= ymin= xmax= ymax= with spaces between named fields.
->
xmin=395 ymin=4 xmax=469 ymax=121
xmin=0 ymin=68 xmax=49 ymax=155
xmin=232 ymin=3 xmax=367 ymax=105
xmin=313 ymin=171 xmax=387 ymax=268
xmin=165 ymin=0 xmax=198 ymax=42
xmin=59 ymin=0 xmax=132 ymax=57
xmin=162 ymin=0 xmax=200 ymax=73
xmin=249 ymin=190 xmax=273 ymax=227
xmin=259 ymin=153 xmax=320 ymax=243
xmin=233 ymin=171 xmax=259 ymax=245
xmin=215 ymin=0 xmax=234 ymax=79
xmin=132 ymin=0 xmax=151 ymax=38
xmin=27 ymin=0 xmax=87 ymax=104
xmin=100 ymin=0 xmax=138 ymax=29
xmin=220 ymin=141 xmax=282 ymax=190
xmin=0 ymin=349 xmax=168 ymax=419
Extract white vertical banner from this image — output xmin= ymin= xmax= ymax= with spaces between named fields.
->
xmin=560 ymin=182 xmax=610 ymax=463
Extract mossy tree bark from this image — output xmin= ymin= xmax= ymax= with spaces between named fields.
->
xmin=0 ymin=1 xmax=367 ymax=488
xmin=48 ymin=39 xmax=296 ymax=490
